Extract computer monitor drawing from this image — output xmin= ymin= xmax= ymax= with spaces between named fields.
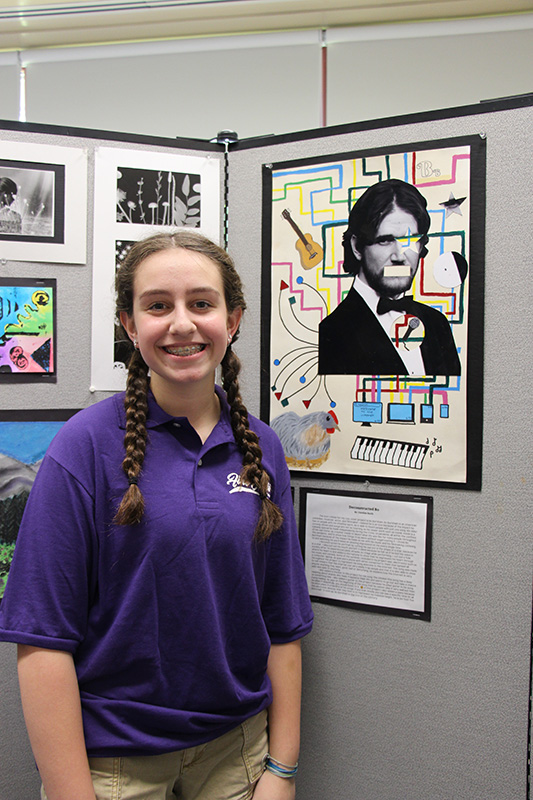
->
xmin=387 ymin=403 xmax=415 ymax=424
xmin=352 ymin=402 xmax=383 ymax=426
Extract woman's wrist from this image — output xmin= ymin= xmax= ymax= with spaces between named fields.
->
xmin=262 ymin=753 xmax=298 ymax=779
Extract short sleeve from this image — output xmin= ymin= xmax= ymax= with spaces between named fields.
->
xmin=260 ymin=438 xmax=313 ymax=643
xmin=0 ymin=453 xmax=96 ymax=652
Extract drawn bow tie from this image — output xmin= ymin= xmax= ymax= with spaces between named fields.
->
xmin=376 ymin=295 xmax=415 ymax=315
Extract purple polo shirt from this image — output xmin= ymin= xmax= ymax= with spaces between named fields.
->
xmin=0 ymin=387 xmax=313 ymax=756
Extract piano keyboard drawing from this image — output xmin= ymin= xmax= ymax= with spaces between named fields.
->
xmin=351 ymin=436 xmax=428 ymax=470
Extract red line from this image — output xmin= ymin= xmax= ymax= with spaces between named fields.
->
xmin=394 ymin=318 xmax=408 ymax=346
xmin=356 ymin=376 xmax=403 ymax=402
xmin=417 ymin=258 xmax=456 ymax=311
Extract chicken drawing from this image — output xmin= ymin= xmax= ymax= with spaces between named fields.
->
xmin=271 ymin=410 xmax=340 ymax=469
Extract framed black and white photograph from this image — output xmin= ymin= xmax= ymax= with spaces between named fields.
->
xmin=0 ymin=160 xmax=63 ymax=242
xmin=0 ymin=140 xmax=87 ymax=263
xmin=116 ymin=166 xmax=201 ymax=227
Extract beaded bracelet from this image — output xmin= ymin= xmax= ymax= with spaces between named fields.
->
xmin=263 ymin=753 xmax=299 ymax=779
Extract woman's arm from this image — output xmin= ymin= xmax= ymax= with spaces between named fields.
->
xmin=17 ymin=645 xmax=97 ymax=800
xmin=253 ymin=639 xmax=302 ymax=800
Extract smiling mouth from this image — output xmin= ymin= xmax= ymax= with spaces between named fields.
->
xmin=163 ymin=344 xmax=206 ymax=357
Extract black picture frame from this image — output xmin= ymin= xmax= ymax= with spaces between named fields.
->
xmin=261 ymin=135 xmax=485 ymax=491
xmin=0 ymin=278 xmax=57 ymax=382
xmin=0 ymin=159 xmax=65 ymax=244
xmin=299 ymin=486 xmax=433 ymax=621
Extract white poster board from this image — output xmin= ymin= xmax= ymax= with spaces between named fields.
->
xmin=91 ymin=146 xmax=221 ymax=391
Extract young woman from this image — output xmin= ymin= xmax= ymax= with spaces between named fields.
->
xmin=0 ymin=231 xmax=313 ymax=800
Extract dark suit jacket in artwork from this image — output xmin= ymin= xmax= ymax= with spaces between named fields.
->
xmin=318 ymin=287 xmax=461 ymax=376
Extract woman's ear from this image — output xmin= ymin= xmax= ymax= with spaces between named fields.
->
xmin=120 ymin=310 xmax=137 ymax=344
xmin=227 ymin=307 xmax=243 ymax=339
xmin=350 ymin=235 xmax=363 ymax=262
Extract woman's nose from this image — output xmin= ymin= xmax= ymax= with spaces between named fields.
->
xmin=168 ymin=306 xmax=196 ymax=335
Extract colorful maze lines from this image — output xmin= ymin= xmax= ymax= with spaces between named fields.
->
xmin=271 ymin=152 xmax=467 ymax=417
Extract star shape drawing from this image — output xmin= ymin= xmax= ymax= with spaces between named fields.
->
xmin=439 ymin=192 xmax=467 ymax=218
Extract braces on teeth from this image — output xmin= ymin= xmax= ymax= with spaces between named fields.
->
xmin=166 ymin=345 xmax=204 ymax=356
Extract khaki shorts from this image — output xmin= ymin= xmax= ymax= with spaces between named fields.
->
xmin=41 ymin=709 xmax=268 ymax=800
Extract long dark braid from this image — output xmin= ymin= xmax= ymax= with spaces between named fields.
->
xmin=221 ymin=346 xmax=283 ymax=542
xmin=114 ymin=350 xmax=149 ymax=525
xmin=114 ymin=230 xmax=283 ymax=540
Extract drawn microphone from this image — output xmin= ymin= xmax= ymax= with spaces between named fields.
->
xmin=402 ymin=317 xmax=420 ymax=348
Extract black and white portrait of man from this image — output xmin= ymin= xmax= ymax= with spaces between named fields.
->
xmin=318 ymin=179 xmax=461 ymax=376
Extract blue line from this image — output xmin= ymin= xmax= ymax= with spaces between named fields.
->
xmin=403 ymin=153 xmax=409 ymax=183
xmin=274 ymin=165 xmax=344 ymax=181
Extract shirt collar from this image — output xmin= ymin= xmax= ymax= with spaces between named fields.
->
xmin=353 ymin=276 xmax=380 ymax=313
xmin=118 ymin=385 xmax=234 ymax=439
xmin=353 ymin=275 xmax=406 ymax=313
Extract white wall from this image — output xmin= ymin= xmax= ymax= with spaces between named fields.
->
xmin=0 ymin=64 xmax=19 ymax=123
xmin=0 ymin=16 xmax=531 ymax=141
xmin=328 ymin=26 xmax=533 ymax=126
xmin=23 ymin=38 xmax=321 ymax=140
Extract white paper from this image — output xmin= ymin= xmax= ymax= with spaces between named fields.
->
xmin=305 ymin=491 xmax=429 ymax=614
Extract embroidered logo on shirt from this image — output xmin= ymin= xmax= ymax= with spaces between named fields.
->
xmin=226 ymin=472 xmax=271 ymax=497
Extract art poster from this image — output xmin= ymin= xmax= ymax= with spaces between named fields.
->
xmin=261 ymin=137 xmax=485 ymax=489
xmin=0 ymin=409 xmax=78 ymax=599
xmin=0 ymin=279 xmax=56 ymax=381
xmin=0 ymin=139 xmax=87 ymax=263
xmin=91 ymin=146 xmax=221 ymax=391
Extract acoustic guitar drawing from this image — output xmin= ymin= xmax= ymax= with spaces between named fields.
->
xmin=281 ymin=209 xmax=323 ymax=269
